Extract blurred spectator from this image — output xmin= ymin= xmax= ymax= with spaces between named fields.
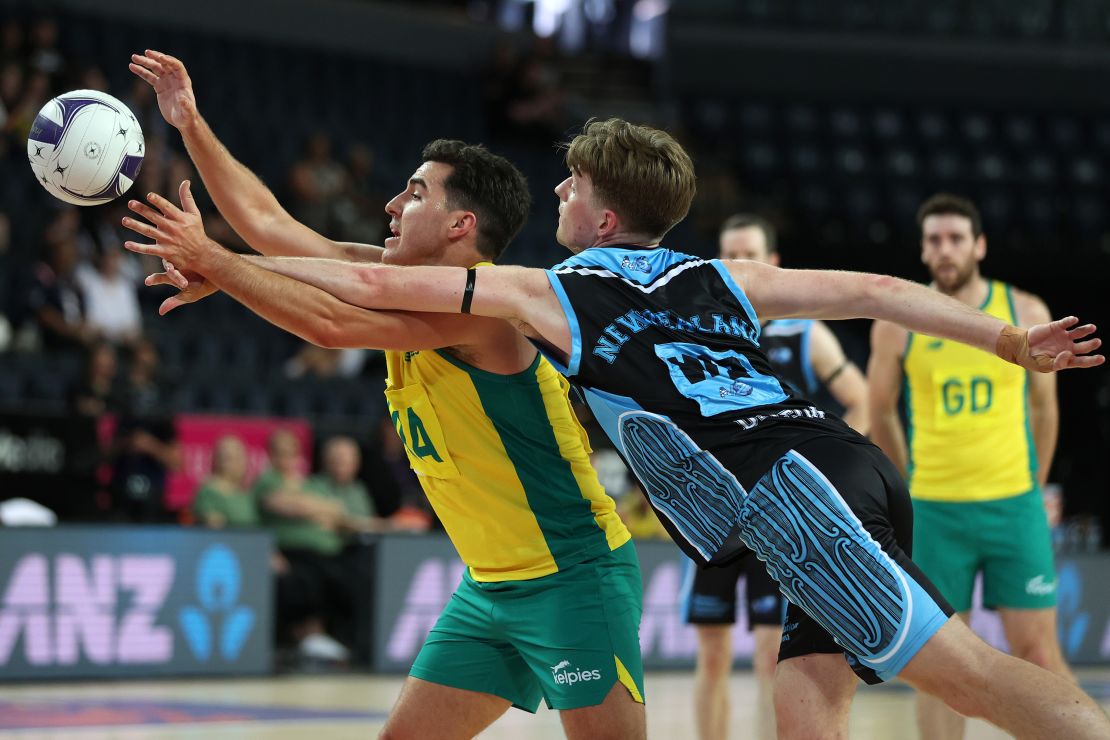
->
xmin=0 ymin=212 xmax=10 ymax=348
xmin=108 ymin=339 xmax=181 ymax=521
xmin=482 ymin=39 xmax=518 ymax=139
xmin=333 ymin=142 xmax=390 ymax=244
xmin=306 ymin=436 xmax=385 ymax=535
xmin=484 ymin=37 xmax=568 ymax=143
xmin=285 ymin=343 xmax=368 ymax=379
xmin=75 ymin=245 xmax=142 ymax=346
xmin=255 ymin=429 xmax=359 ymax=664
xmin=25 ymin=234 xmax=97 ymax=352
xmin=0 ymin=62 xmax=20 ymax=133
xmin=6 ymin=68 xmax=49 ymax=142
xmin=68 ymin=341 xmax=119 ymax=417
xmin=77 ymin=65 xmax=107 ymax=92
xmin=288 ymin=132 xmax=347 ymax=234
xmin=369 ymin=415 xmax=436 ymax=531
xmin=306 ymin=434 xmax=380 ymax=666
xmin=0 ymin=18 xmax=23 ymax=66
xmin=114 ymin=337 xmax=173 ymax=415
xmin=192 ymin=435 xmax=258 ymax=529
xmin=26 ymin=17 xmax=64 ymax=78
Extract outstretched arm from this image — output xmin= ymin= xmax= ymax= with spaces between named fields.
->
xmin=124 ymin=183 xmax=501 ymax=352
xmin=337 ymin=262 xmax=573 ymax=358
xmin=124 ymin=185 xmax=571 ymax=358
xmin=728 ymin=260 xmax=1103 ymax=373
xmin=130 ymin=49 xmax=381 ymax=263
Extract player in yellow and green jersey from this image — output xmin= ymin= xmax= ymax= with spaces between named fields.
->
xmin=868 ymin=193 xmax=1074 ymax=740
xmin=126 ymin=51 xmax=645 ymax=740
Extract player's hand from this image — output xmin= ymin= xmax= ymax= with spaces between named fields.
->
xmin=1000 ymin=318 xmax=1104 ymax=372
xmin=123 ymin=180 xmax=219 ymax=274
xmin=129 ymin=49 xmax=197 ymax=130
xmin=145 ymin=259 xmax=219 ymax=316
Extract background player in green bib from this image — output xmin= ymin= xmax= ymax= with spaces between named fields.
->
xmin=869 ymin=193 xmax=1073 ymax=740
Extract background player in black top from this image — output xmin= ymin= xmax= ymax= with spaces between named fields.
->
xmin=681 ymin=214 xmax=870 ymax=740
xmin=718 ymin=214 xmax=868 ymax=433
xmin=139 ymin=118 xmax=1109 ymax=740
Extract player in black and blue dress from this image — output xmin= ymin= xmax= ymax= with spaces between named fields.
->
xmin=144 ymin=117 xmax=1110 ymax=739
xmin=681 ymin=214 xmax=870 ymax=740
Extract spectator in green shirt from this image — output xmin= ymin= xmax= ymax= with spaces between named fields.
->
xmin=307 ymin=435 xmax=388 ymax=537
xmin=192 ymin=435 xmax=257 ymax=528
xmin=254 ymin=428 xmax=363 ymax=665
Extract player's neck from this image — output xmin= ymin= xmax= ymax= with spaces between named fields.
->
xmin=429 ymin=241 xmax=486 ymax=268
xmin=591 ymin=233 xmax=661 ymax=250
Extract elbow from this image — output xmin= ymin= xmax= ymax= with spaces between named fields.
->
xmin=863 ymin=274 xmax=901 ymax=308
xmin=307 ymin=318 xmax=347 ymax=349
xmin=354 ymin=264 xmax=386 ymax=309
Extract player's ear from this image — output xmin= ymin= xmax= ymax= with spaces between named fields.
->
xmin=598 ymin=208 xmax=620 ymax=239
xmin=975 ymin=234 xmax=987 ymax=261
xmin=448 ymin=210 xmax=477 ymax=240
xmin=769 ymin=252 xmax=781 ymax=267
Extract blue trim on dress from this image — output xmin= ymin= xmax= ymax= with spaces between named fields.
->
xmin=543 ymin=269 xmax=582 ymax=377
xmin=710 ymin=260 xmax=762 ymax=345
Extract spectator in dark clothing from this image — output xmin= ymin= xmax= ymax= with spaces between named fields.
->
xmin=26 ymin=16 xmax=64 ymax=78
xmin=68 ymin=341 xmax=119 ymax=417
xmin=108 ymin=339 xmax=181 ymax=522
xmin=26 ymin=236 xmax=97 ymax=352
xmin=0 ymin=18 xmax=23 ymax=67
xmin=333 ymin=142 xmax=390 ymax=245
xmin=369 ymin=416 xmax=437 ymax=532
xmin=288 ymin=132 xmax=346 ymax=234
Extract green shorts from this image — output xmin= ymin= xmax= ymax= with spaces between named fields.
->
xmin=409 ymin=540 xmax=644 ymax=712
xmin=912 ymin=488 xmax=1056 ymax=612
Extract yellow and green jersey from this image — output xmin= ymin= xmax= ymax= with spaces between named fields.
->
xmin=384 ymin=346 xmax=630 ymax=582
xmin=902 ymin=280 xmax=1037 ymax=502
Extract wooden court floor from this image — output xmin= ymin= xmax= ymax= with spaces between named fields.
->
xmin=2 ymin=668 xmax=1109 ymax=738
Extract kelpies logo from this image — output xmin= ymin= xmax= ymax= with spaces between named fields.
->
xmin=551 ymin=659 xmax=601 ymax=685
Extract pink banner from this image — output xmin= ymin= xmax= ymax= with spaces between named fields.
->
xmin=167 ymin=415 xmax=312 ymax=511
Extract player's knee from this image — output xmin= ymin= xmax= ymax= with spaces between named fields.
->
xmin=698 ymin=647 xmax=732 ymax=679
xmin=911 ymin=653 xmax=994 ymax=719
xmin=695 ymin=627 xmax=734 ymax=679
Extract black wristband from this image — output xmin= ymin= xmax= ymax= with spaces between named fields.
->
xmin=822 ymin=359 xmax=852 ymax=384
xmin=460 ymin=268 xmax=477 ymax=314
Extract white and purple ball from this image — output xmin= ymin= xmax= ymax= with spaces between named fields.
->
xmin=27 ymin=89 xmax=144 ymax=207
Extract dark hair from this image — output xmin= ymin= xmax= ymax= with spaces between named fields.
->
xmin=720 ymin=214 xmax=777 ymax=255
xmin=563 ymin=118 xmax=697 ymax=240
xmin=916 ymin=193 xmax=983 ymax=238
xmin=421 ymin=139 xmax=531 ymax=260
